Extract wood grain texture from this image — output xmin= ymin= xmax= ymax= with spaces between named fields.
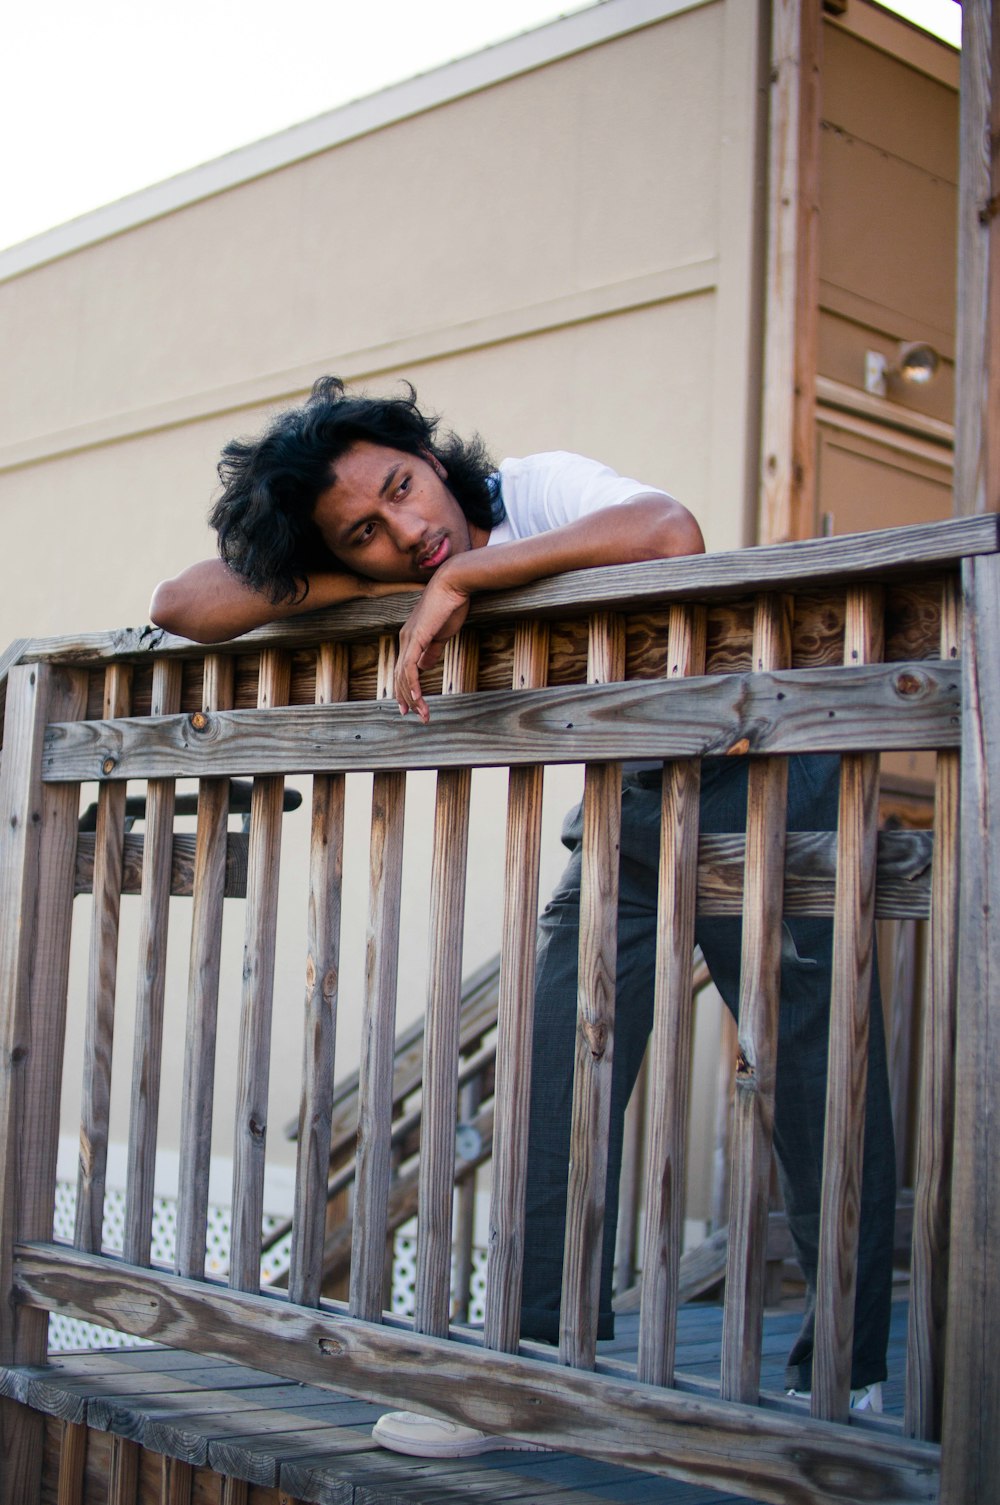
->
xmin=175 ymin=655 xmax=236 ymax=1281
xmin=637 ymin=605 xmax=706 ymax=1386
xmin=720 ymin=595 xmax=792 ymax=1403
xmin=12 ymin=1243 xmax=942 ymax=1505
xmin=74 ymin=830 xmax=248 ymax=899
xmin=484 ymin=621 xmax=550 ymax=1352
xmin=56 ymin=1417 xmax=87 ymax=1505
xmin=15 ymin=515 xmax=995 ymax=673
xmin=906 ymin=580 xmax=961 ymax=1441
xmin=350 ymin=638 xmax=406 ymax=1322
xmin=941 ymin=551 xmax=1000 ymax=1504
xmin=757 ymin=0 xmax=821 ymax=545
xmin=559 ymin=616 xmax=624 ymax=1370
xmin=289 ymin=643 xmax=349 ymax=1310
xmin=229 ymin=650 xmax=292 ymax=1293
xmin=42 ymin=660 xmax=962 ymax=784
xmin=76 ymin=663 xmax=133 ymax=1255
xmin=415 ymin=631 xmax=477 ymax=1337
xmin=124 ymin=660 xmax=183 ymax=1267
xmin=812 ymin=587 xmax=885 ymax=1421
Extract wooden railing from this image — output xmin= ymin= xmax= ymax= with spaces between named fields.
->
xmin=1 ymin=514 xmax=997 ymax=1504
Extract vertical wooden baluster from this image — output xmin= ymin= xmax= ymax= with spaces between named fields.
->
xmin=711 ymin=1008 xmax=739 ymax=1232
xmin=905 ymin=576 xmax=961 ymax=1438
xmin=0 ymin=662 xmax=87 ymax=1498
xmin=350 ymin=636 xmax=406 ymax=1321
xmin=124 ymin=659 xmax=182 ymax=1267
xmin=484 ymin=620 xmax=549 ymax=1352
xmin=289 ymin=642 xmax=349 ymax=1309
xmin=637 ymin=603 xmax=707 ymax=1385
xmin=559 ymin=612 xmax=624 ymax=1369
xmin=56 ymin=1418 xmax=87 ymax=1504
xmin=175 ymin=654 xmax=234 ymax=1279
xmin=107 ymin=1433 xmax=139 ymax=1505
xmin=812 ymin=584 xmax=884 ymax=1420
xmin=615 ymin=1053 xmax=648 ymax=1298
xmin=451 ymin=1073 xmax=482 ymax=1323
xmin=887 ymin=917 xmax=919 ymax=1189
xmin=229 ymin=649 xmax=291 ymax=1293
xmin=720 ymin=592 xmax=792 ymax=1403
xmin=414 ymin=630 xmax=478 ymax=1336
xmin=76 ymin=662 xmax=132 ymax=1253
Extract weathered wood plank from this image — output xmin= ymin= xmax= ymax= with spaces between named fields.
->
xmin=906 ymin=579 xmax=961 ymax=1441
xmin=289 ymin=643 xmax=349 ymax=1309
xmin=13 ymin=1244 xmax=941 ymax=1505
xmin=107 ymin=1431 xmax=139 ymax=1505
xmin=229 ymin=650 xmax=292 ymax=1293
xmin=757 ymin=0 xmax=821 ymax=545
xmin=415 ymin=631 xmax=477 ymax=1337
xmin=176 ymin=654 xmax=235 ymax=1281
xmin=56 ymin=1417 xmax=87 ymax=1505
xmin=637 ymin=604 xmax=706 ymax=1386
xmin=74 ymin=830 xmax=248 ymax=898
xmin=15 ymin=517 xmax=996 ymax=673
xmin=76 ymin=663 xmax=133 ymax=1254
xmin=484 ymin=621 xmax=549 ymax=1352
xmin=350 ymin=638 xmax=406 ymax=1322
xmin=813 ymin=587 xmax=885 ymax=1421
xmin=720 ymin=594 xmax=792 ymax=1403
xmin=42 ymin=660 xmax=962 ymax=783
xmin=0 ymin=663 xmax=81 ymax=1501
xmin=124 ymin=660 xmax=183 ymax=1267
xmin=941 ymin=551 xmax=1000 ymax=1504
xmin=559 ymin=615 xmax=624 ymax=1370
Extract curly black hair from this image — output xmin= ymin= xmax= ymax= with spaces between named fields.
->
xmin=209 ymin=376 xmax=502 ymax=603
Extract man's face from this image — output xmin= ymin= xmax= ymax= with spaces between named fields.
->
xmin=313 ymin=440 xmax=482 ymax=583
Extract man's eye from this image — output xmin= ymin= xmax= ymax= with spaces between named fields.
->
xmin=396 ymin=475 xmax=411 ymax=498
xmin=357 ymin=521 xmax=376 ymax=543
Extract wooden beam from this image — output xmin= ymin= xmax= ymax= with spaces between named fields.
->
xmin=953 ymin=0 xmax=1000 ymax=518
xmin=757 ymin=0 xmax=822 ymax=544
xmin=13 ymin=1243 xmax=941 ymax=1505
xmin=41 ymin=661 xmax=962 ymax=783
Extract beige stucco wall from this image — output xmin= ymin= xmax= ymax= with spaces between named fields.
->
xmin=1 ymin=0 xmax=767 ymax=1218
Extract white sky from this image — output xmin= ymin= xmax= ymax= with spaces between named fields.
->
xmin=1 ymin=0 xmax=962 ymax=254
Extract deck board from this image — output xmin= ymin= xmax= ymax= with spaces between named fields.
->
xmin=5 ymin=1300 xmax=911 ymax=1504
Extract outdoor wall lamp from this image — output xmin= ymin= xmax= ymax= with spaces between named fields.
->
xmin=864 ymin=341 xmax=941 ymax=398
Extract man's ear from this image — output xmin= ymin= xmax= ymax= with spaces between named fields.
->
xmin=423 ymin=449 xmax=448 ymax=480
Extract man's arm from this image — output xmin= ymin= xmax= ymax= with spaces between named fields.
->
xmin=149 ymin=558 xmax=411 ymax=643
xmin=395 ymin=493 xmax=704 ymax=721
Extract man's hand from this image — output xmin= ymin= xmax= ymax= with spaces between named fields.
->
xmin=394 ymin=571 xmax=471 ymax=722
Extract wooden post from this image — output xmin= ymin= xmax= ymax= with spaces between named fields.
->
xmin=0 ymin=662 xmax=85 ymax=1503
xmin=757 ymin=0 xmax=822 ymax=545
xmin=940 ymin=550 xmax=1000 ymax=1501
xmin=953 ymin=0 xmax=1000 ymax=519
xmin=940 ymin=2 xmax=1000 ymax=1495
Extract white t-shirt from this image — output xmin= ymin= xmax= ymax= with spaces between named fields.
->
xmin=487 ymin=452 xmax=662 ymax=545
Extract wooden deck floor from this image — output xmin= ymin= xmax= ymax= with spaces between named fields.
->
xmin=4 ymin=1299 xmax=911 ymax=1504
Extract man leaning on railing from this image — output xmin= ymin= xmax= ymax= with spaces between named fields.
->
xmin=150 ymin=376 xmax=894 ymax=1456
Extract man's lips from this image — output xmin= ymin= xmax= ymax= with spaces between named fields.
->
xmin=416 ymin=535 xmax=450 ymax=571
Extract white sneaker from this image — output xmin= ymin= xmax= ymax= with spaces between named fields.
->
xmin=786 ymin=1382 xmax=883 ymax=1414
xmin=372 ymin=1410 xmax=550 ymax=1458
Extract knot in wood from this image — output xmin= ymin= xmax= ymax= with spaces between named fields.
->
xmin=190 ymin=711 xmax=210 ymax=732
xmin=318 ymin=1337 xmax=345 ymax=1356
xmin=101 ymin=757 xmax=117 ymax=776
xmin=725 ymin=738 xmax=751 ymax=757
xmin=248 ymin=1117 xmax=266 ymax=1141
xmin=582 ymin=1020 xmax=608 ymax=1060
xmin=894 ymin=671 xmax=924 ymax=698
xmin=735 ymin=1050 xmax=753 ymax=1079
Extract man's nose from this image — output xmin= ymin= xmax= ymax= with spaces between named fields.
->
xmin=389 ymin=510 xmax=426 ymax=549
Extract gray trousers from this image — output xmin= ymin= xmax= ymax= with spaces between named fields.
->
xmin=519 ymin=754 xmax=895 ymax=1390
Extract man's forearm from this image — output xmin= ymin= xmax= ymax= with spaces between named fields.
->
xmin=149 ymin=558 xmax=408 ymax=643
